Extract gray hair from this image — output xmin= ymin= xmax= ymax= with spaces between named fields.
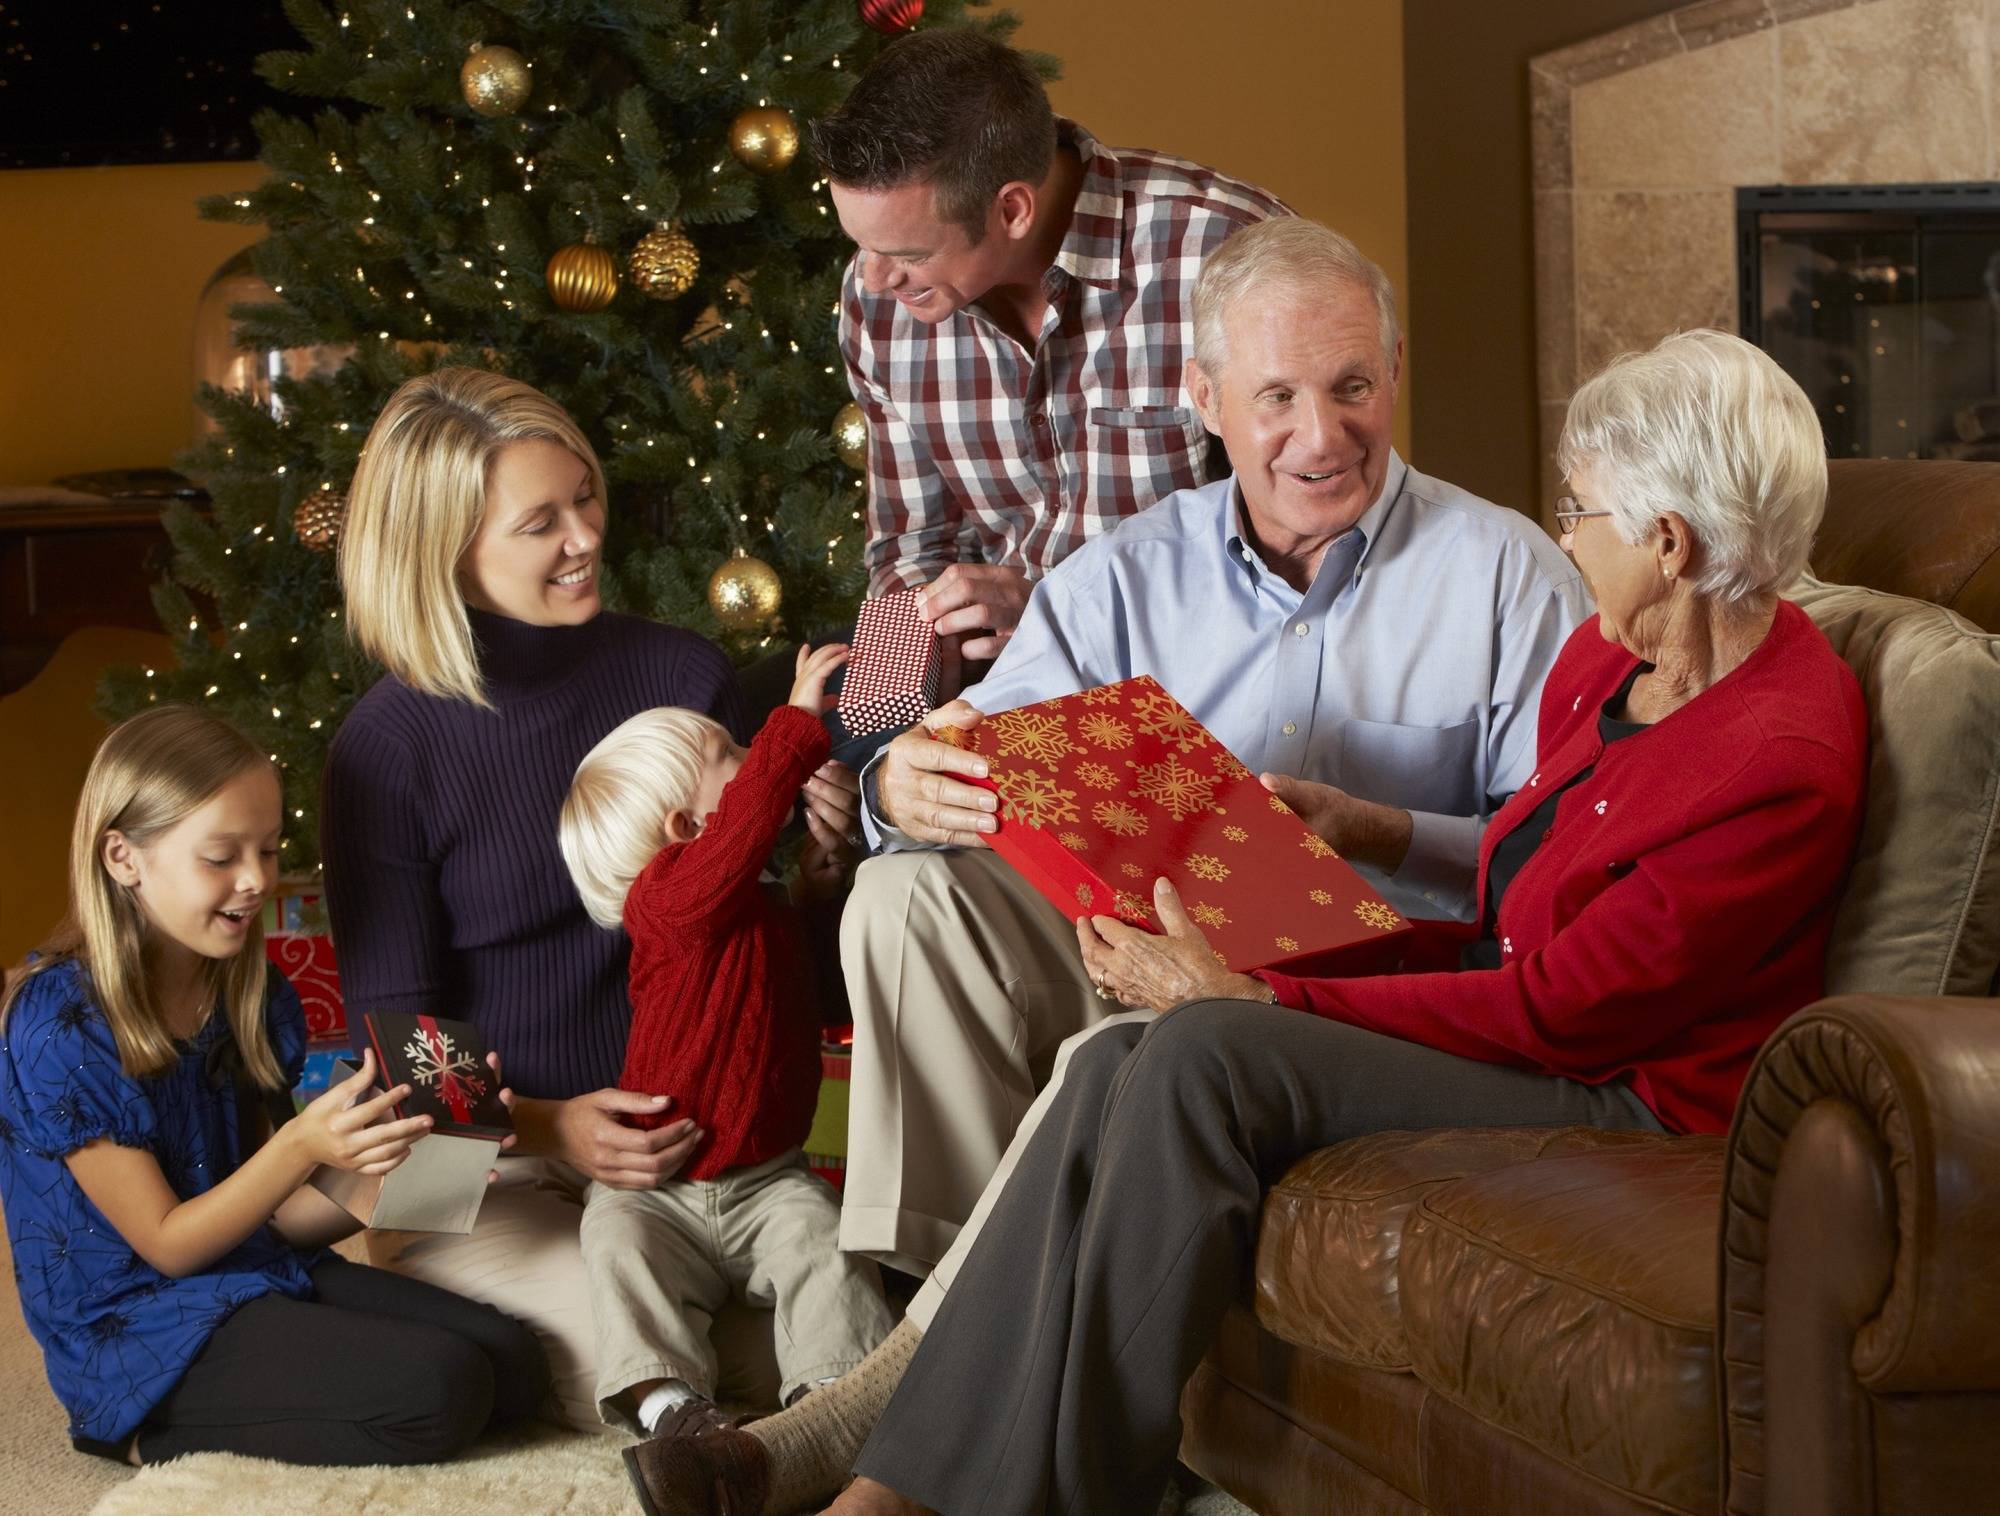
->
xmin=1191 ymin=218 xmax=1401 ymax=375
xmin=1557 ymin=329 xmax=1826 ymax=604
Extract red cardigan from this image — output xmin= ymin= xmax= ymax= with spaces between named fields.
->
xmin=1258 ymin=601 xmax=1867 ymax=1134
xmin=620 ymin=704 xmax=828 ymax=1181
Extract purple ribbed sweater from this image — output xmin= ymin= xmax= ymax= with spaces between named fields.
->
xmin=320 ymin=608 xmax=744 ymax=1100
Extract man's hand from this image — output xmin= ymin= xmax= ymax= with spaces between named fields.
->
xmin=919 ymin=564 xmax=1032 ymax=662
xmin=1260 ymin=773 xmax=1415 ymax=874
xmin=875 ymin=699 xmax=999 ymax=846
xmin=529 ymin=1089 xmax=704 ymax=1190
xmin=1075 ymin=878 xmax=1268 ymax=1014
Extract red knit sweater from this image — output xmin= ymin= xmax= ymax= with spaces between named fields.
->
xmin=619 ymin=705 xmax=829 ymax=1181
xmin=1259 ymin=601 xmax=1868 ymax=1134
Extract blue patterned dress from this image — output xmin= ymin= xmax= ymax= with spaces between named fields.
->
xmin=0 ymin=959 xmax=320 ymax=1447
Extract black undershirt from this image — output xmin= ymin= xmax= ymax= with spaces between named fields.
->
xmin=1462 ymin=662 xmax=1650 ymax=971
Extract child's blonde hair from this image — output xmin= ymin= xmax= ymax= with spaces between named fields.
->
xmin=1 ymin=707 xmax=286 ymax=1087
xmin=559 ymin=708 xmax=731 ymax=929
xmin=340 ymin=367 xmax=608 ymax=709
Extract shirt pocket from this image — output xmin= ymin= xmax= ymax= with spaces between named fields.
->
xmin=1340 ymin=717 xmax=1482 ymax=818
xmin=1084 ymin=406 xmax=1213 ymax=505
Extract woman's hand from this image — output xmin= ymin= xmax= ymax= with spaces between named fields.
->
xmin=287 ymin=1049 xmax=432 ymax=1176
xmin=1075 ymin=878 xmax=1271 ymax=1013
xmin=544 ymin=1088 xmax=704 ymax=1189
xmin=1260 ymin=772 xmax=1414 ymax=873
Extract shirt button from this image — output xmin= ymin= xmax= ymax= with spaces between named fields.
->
xmin=1282 ymin=721 xmax=1298 ymax=736
xmin=1293 ymin=622 xmax=1310 ymax=638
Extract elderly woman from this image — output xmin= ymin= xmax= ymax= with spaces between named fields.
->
xmin=320 ymin=369 xmax=863 ymax=1430
xmin=712 ymin=326 xmax=1864 ymax=1516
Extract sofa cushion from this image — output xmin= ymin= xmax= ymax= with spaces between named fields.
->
xmin=1398 ymin=1137 xmax=1725 ymax=1516
xmin=1252 ymin=1126 xmax=1669 ymax=1369
xmin=1789 ymin=573 xmax=2000 ymax=995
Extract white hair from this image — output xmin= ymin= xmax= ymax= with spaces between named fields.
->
xmin=1191 ymin=218 xmax=1401 ymax=375
xmin=1557 ymin=329 xmax=1827 ymax=604
xmin=558 ymin=707 xmax=729 ymax=930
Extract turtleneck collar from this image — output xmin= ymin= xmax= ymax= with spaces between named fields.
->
xmin=466 ymin=605 xmax=609 ymax=702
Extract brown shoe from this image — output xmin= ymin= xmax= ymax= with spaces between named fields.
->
xmin=622 ymin=1421 xmax=772 ymax=1516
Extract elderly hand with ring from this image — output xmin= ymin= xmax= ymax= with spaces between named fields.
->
xmin=1075 ymin=877 xmax=1274 ymax=1013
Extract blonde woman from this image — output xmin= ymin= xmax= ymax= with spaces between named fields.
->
xmin=321 ymin=368 xmax=862 ymax=1429
xmin=0 ymin=706 xmax=547 ymax=1467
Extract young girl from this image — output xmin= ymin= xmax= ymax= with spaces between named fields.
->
xmin=0 ymin=706 xmax=548 ymax=1468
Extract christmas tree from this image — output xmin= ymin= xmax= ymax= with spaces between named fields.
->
xmin=100 ymin=0 xmax=1053 ymax=876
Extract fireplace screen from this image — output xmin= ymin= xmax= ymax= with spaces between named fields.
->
xmin=1738 ymin=184 xmax=2000 ymax=463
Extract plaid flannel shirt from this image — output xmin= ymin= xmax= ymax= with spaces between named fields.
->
xmin=841 ymin=120 xmax=1290 ymax=596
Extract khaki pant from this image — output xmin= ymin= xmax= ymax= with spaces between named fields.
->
xmin=839 ymin=849 xmax=1124 ymax=1274
xmin=368 ymin=1156 xmax=794 ymax=1431
xmin=580 ymin=1150 xmax=894 ymax=1431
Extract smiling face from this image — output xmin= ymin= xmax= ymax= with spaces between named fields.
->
xmin=829 ymin=177 xmax=1017 ymax=323
xmin=1560 ymin=460 xmax=1677 ymax=656
xmin=1187 ymin=278 xmax=1401 ymax=564
xmin=104 ymin=764 xmax=282 ymax=971
xmin=458 ymin=438 xmax=605 ymax=626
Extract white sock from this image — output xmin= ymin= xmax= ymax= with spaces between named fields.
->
xmin=638 ymin=1378 xmax=702 ymax=1434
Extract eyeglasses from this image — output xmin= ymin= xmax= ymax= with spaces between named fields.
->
xmin=1554 ymin=497 xmax=1614 ymax=535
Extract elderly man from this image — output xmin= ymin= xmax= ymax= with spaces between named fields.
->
xmin=838 ymin=216 xmax=1590 ymax=1278
xmin=815 ymin=29 xmax=1285 ymax=660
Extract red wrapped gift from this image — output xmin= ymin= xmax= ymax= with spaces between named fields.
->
xmin=944 ymin=676 xmax=1411 ymax=977
xmin=840 ymin=588 xmax=942 ymax=736
xmin=262 ymin=886 xmax=346 ymax=1042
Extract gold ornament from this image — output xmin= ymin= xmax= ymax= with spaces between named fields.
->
xmin=628 ymin=222 xmax=700 ymax=299
xmin=831 ymin=402 xmax=869 ymax=470
xmin=728 ymin=106 xmax=800 ymax=174
xmin=546 ymin=241 xmax=618 ymax=312
xmin=460 ymin=43 xmax=531 ymax=117
xmin=293 ymin=491 xmax=346 ymax=554
xmin=707 ymin=552 xmax=784 ymax=630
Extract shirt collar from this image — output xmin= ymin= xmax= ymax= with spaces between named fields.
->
xmin=1051 ymin=120 xmax=1124 ymax=291
xmin=1221 ymin=451 xmax=1409 ymax=591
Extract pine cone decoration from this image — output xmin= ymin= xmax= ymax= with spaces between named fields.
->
xmin=629 ymin=222 xmax=700 ymax=300
xmin=293 ymin=491 xmax=346 ymax=554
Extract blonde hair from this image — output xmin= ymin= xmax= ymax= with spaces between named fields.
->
xmin=1 ymin=707 xmax=286 ymax=1087
xmin=559 ymin=708 xmax=730 ymax=929
xmin=1557 ymin=329 xmax=1827 ymax=604
xmin=340 ymin=368 xmax=608 ymax=707
xmin=1191 ymin=218 xmax=1401 ymax=376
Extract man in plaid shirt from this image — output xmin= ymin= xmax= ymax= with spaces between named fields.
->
xmin=812 ymin=30 xmax=1288 ymax=663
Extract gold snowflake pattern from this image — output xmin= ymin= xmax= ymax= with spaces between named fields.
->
xmin=1269 ymin=793 xmax=1294 ymax=815
xmin=993 ymin=768 xmax=1079 ymax=830
xmin=1211 ymin=748 xmax=1252 ymax=782
xmin=1131 ymin=690 xmax=1210 ymax=754
xmin=1301 ymin=833 xmax=1338 ymax=860
xmin=1079 ymin=686 xmax=1122 ymax=706
xmin=1130 ymin=755 xmax=1218 ymax=822
xmin=1309 ymin=888 xmax=1334 ymax=905
xmin=1221 ymin=825 xmax=1249 ymax=843
xmin=1058 ymin=831 xmax=1088 ymax=851
xmin=1355 ymin=901 xmax=1403 ymax=931
xmin=1275 ymin=935 xmax=1300 ymax=953
xmin=935 ymin=725 xmax=970 ymax=749
xmin=1185 ymin=853 xmax=1230 ymax=883
xmin=1113 ymin=889 xmax=1152 ymax=922
xmin=1079 ymin=712 xmax=1134 ymax=750
xmin=989 ymin=709 xmax=1080 ymax=767
xmin=1190 ymin=902 xmax=1231 ymax=929
xmin=1092 ymin=800 xmax=1149 ymax=838
xmin=1075 ymin=761 xmax=1119 ymax=790
xmin=1119 ymin=862 xmax=1147 ymax=878
xmin=1076 ymin=884 xmax=1095 ymax=909
xmin=1212 ymin=948 xmax=1229 ymax=966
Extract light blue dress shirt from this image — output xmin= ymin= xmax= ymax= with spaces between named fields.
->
xmin=863 ymin=453 xmax=1590 ymax=921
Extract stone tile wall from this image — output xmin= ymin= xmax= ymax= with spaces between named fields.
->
xmin=1530 ymin=0 xmax=2000 ymax=516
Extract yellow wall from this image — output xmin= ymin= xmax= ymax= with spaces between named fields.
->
xmin=1009 ymin=0 xmax=1410 ymax=450
xmin=0 ymin=162 xmax=264 ymax=484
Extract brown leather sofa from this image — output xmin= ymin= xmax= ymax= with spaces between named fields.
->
xmin=1180 ymin=460 xmax=2000 ymax=1515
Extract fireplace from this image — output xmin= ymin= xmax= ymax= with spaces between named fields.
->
xmin=1739 ymin=182 xmax=2000 ymax=464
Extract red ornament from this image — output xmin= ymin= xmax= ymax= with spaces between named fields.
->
xmin=859 ymin=0 xmax=923 ymax=36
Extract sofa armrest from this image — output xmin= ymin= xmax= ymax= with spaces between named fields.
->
xmin=1720 ymin=995 xmax=2000 ymax=1514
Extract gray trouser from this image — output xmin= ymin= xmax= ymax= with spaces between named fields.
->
xmin=855 ymin=998 xmax=1663 ymax=1516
